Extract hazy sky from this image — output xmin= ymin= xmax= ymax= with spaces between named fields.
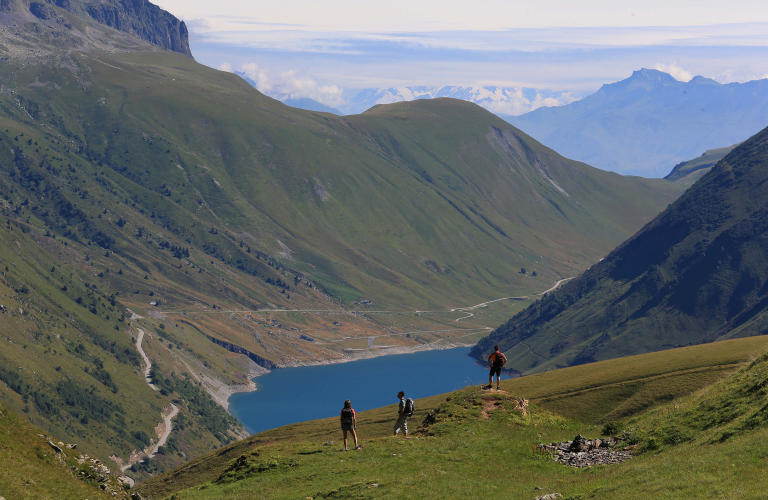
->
xmin=153 ymin=0 xmax=768 ymax=108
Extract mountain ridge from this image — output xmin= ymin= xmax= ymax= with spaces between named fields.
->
xmin=664 ymin=143 xmax=740 ymax=183
xmin=339 ymin=85 xmax=581 ymax=116
xmin=504 ymin=69 xmax=768 ymax=177
xmin=0 ymin=0 xmax=192 ymax=58
xmin=472 ymin=124 xmax=768 ymax=374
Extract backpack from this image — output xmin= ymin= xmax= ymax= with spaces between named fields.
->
xmin=341 ymin=408 xmax=354 ymax=424
xmin=493 ymin=352 xmax=507 ymax=368
xmin=404 ymin=398 xmax=415 ymax=417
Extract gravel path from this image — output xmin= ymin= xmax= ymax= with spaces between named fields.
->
xmin=119 ymin=325 xmax=178 ymax=475
xmin=135 ymin=327 xmax=156 ymax=390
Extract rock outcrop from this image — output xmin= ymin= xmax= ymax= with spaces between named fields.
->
xmin=83 ymin=0 xmax=193 ymax=58
xmin=11 ymin=0 xmax=193 ymax=58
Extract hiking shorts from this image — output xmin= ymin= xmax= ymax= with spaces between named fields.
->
xmin=341 ymin=423 xmax=355 ymax=431
xmin=394 ymin=416 xmax=408 ymax=435
xmin=489 ymin=365 xmax=502 ymax=378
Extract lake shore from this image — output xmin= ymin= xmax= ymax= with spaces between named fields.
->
xmin=227 ymin=345 xmax=491 ymax=435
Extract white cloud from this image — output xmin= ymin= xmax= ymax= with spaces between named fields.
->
xmin=156 ymin=0 xmax=768 ymax=33
xmin=222 ymin=62 xmax=345 ymax=108
xmin=653 ymin=62 xmax=693 ymax=82
xmin=483 ymin=90 xmax=580 ymax=116
xmin=218 ymin=61 xmax=233 ymax=72
xmin=241 ymin=62 xmax=272 ymax=93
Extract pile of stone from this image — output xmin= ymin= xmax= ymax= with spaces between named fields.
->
xmin=71 ymin=454 xmax=130 ymax=496
xmin=36 ymin=433 xmax=130 ymax=498
xmin=537 ymin=434 xmax=635 ymax=468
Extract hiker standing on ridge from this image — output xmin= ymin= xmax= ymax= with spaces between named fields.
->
xmin=394 ymin=391 xmax=414 ymax=438
xmin=340 ymin=400 xmax=361 ymax=451
xmin=487 ymin=345 xmax=507 ymax=391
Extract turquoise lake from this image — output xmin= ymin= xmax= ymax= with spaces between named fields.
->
xmin=228 ymin=347 xmax=490 ymax=435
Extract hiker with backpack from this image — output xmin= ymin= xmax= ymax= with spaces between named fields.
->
xmin=394 ymin=391 xmax=414 ymax=438
xmin=340 ymin=400 xmax=361 ymax=450
xmin=487 ymin=345 xmax=507 ymax=391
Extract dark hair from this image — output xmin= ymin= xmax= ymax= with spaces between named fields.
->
xmin=344 ymin=400 xmax=352 ymax=409
xmin=494 ymin=345 xmax=499 ymax=351
xmin=397 ymin=391 xmax=405 ymax=398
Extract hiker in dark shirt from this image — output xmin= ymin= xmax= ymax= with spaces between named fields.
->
xmin=394 ymin=391 xmax=409 ymax=438
xmin=340 ymin=400 xmax=361 ymax=450
xmin=487 ymin=345 xmax=507 ymax=391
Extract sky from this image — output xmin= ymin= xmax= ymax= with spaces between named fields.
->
xmin=153 ymin=0 xmax=768 ymax=111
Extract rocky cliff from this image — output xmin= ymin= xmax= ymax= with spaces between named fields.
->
xmin=1 ymin=0 xmax=192 ymax=58
xmin=82 ymin=0 xmax=192 ymax=58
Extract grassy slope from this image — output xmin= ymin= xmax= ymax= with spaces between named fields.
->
xmin=68 ymin=51 xmax=683 ymax=308
xmin=0 ymin=47 xmax=685 ymax=361
xmin=149 ymin=395 xmax=768 ymax=499
xmin=664 ymin=144 xmax=738 ymax=183
xmin=138 ymin=335 xmax=766 ymax=499
xmin=0 ymin=402 xmax=112 ymax=500
xmin=473 ymin=126 xmax=768 ymax=374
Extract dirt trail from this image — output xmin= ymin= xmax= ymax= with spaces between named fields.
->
xmin=152 ymin=404 xmax=179 ymax=455
xmin=135 ymin=327 xmax=156 ymax=390
xmin=450 ymin=278 xmax=573 ymax=321
xmin=118 ymin=325 xmax=178 ymax=475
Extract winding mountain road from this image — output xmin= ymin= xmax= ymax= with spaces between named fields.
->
xmin=135 ymin=327 xmax=156 ymax=390
xmin=119 ymin=325 xmax=179 ymax=475
xmin=151 ymin=403 xmax=179 ymax=456
xmin=450 ymin=278 xmax=573 ymax=321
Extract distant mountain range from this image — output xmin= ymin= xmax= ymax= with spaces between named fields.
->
xmin=504 ymin=69 xmax=768 ymax=177
xmin=473 ymin=124 xmax=768 ymax=374
xmin=234 ymin=70 xmax=768 ymax=179
xmin=232 ymin=74 xmax=580 ymax=117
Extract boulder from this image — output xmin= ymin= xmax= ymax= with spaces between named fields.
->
xmin=568 ymin=434 xmax=588 ymax=452
xmin=534 ymin=494 xmax=562 ymax=500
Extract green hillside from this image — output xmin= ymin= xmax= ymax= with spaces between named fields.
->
xmin=0 ymin=401 xmax=120 ymax=499
xmin=135 ymin=336 xmax=768 ymax=500
xmin=473 ymin=125 xmax=768 ymax=375
xmin=664 ymin=144 xmax=739 ymax=183
xmin=0 ymin=0 xmax=687 ymax=479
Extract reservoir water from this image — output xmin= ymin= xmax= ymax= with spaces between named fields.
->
xmin=228 ymin=347 xmax=489 ymax=435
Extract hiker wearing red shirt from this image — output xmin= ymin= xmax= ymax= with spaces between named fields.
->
xmin=487 ymin=345 xmax=507 ymax=391
xmin=340 ymin=400 xmax=361 ymax=451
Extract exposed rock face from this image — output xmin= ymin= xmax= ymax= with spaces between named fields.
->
xmin=30 ymin=1 xmax=55 ymax=19
xmin=83 ymin=0 xmax=193 ymax=58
